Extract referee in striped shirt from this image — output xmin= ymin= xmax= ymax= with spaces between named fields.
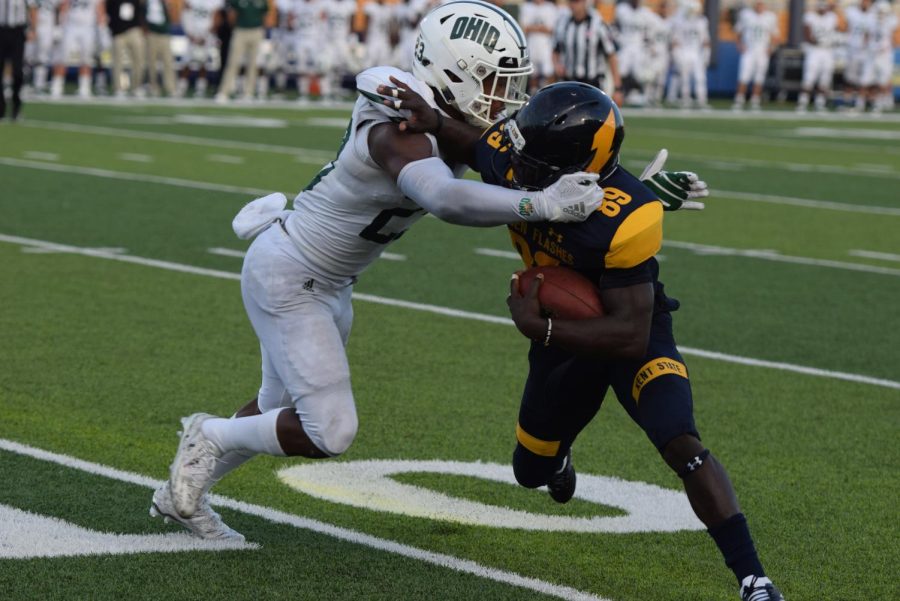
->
xmin=0 ymin=0 xmax=32 ymax=120
xmin=553 ymin=0 xmax=622 ymax=106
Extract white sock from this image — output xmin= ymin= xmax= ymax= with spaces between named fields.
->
xmin=201 ymin=409 xmax=286 ymax=456
xmin=35 ymin=65 xmax=47 ymax=89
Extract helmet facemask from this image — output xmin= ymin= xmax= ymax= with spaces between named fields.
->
xmin=460 ymin=58 xmax=532 ymax=127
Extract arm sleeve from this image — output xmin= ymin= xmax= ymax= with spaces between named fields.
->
xmin=397 ymin=157 xmax=534 ymax=227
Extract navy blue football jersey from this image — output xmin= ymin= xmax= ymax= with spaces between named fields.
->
xmin=474 ymin=120 xmax=677 ymax=312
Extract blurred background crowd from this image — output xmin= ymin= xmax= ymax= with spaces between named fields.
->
xmin=3 ymin=0 xmax=898 ymax=113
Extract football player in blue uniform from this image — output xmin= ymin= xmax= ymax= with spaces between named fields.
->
xmin=378 ymin=80 xmax=784 ymax=601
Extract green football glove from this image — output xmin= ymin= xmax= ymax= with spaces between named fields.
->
xmin=639 ymin=149 xmax=710 ymax=211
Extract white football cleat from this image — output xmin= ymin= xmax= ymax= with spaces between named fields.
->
xmin=169 ymin=413 xmax=222 ymax=518
xmin=150 ymin=482 xmax=245 ymax=542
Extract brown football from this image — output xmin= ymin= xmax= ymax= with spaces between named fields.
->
xmin=517 ymin=266 xmax=604 ymax=320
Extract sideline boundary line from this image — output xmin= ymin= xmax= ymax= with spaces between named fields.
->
xmin=0 ymin=438 xmax=607 ymax=601
xmin=0 ymin=233 xmax=897 ymax=391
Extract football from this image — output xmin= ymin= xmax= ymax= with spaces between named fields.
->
xmin=517 ymin=266 xmax=604 ymax=320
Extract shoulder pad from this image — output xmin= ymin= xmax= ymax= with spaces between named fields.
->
xmin=356 ymin=67 xmax=438 ymax=122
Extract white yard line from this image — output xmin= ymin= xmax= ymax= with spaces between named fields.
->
xmin=21 ymin=120 xmax=335 ymax=163
xmin=848 ymin=249 xmax=900 ymax=262
xmin=1 ymin=233 xmax=897 ymax=391
xmin=6 ymin=153 xmax=896 ymax=218
xmin=0 ymin=157 xmax=272 ymax=197
xmin=476 ymin=243 xmax=900 ymax=277
xmin=791 ymin=127 xmax=900 ymax=141
xmin=0 ymin=438 xmax=607 ymax=601
xmin=662 ymin=240 xmax=900 ymax=277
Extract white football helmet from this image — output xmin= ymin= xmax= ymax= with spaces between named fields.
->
xmin=412 ymin=0 xmax=532 ymax=127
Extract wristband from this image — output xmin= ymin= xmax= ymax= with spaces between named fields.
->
xmin=543 ymin=317 xmax=552 ymax=347
xmin=433 ymin=108 xmax=444 ymax=135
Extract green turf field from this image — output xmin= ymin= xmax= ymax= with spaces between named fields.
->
xmin=0 ymin=101 xmax=898 ymax=601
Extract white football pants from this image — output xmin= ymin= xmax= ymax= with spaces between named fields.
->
xmin=240 ymin=224 xmax=359 ymax=456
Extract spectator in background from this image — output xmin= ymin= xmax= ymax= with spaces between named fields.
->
xmin=0 ymin=0 xmax=32 ymax=119
xmin=51 ymin=0 xmax=105 ymax=98
xmin=519 ymin=0 xmax=559 ymax=90
xmin=671 ymin=0 xmax=709 ymax=108
xmin=214 ymin=0 xmax=268 ymax=103
xmin=732 ymin=0 xmax=778 ymax=111
xmin=554 ymin=0 xmax=622 ymax=105
xmin=862 ymin=0 xmax=897 ymax=113
xmin=644 ymin=1 xmax=671 ymax=106
xmin=614 ymin=0 xmax=653 ymax=101
xmin=842 ymin=0 xmax=873 ymax=110
xmin=214 ymin=3 xmax=231 ymax=78
xmin=145 ymin=0 xmax=176 ymax=96
xmin=28 ymin=0 xmax=61 ymax=94
xmin=797 ymin=0 xmax=837 ymax=113
xmin=178 ymin=0 xmax=222 ymax=97
xmin=106 ymin=0 xmax=144 ymax=97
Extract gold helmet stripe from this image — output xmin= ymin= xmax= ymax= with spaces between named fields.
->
xmin=585 ymin=110 xmax=617 ymax=175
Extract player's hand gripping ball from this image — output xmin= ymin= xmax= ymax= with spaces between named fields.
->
xmin=517 ymin=266 xmax=604 ymax=320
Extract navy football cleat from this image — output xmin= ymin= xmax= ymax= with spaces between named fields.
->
xmin=547 ymin=449 xmax=576 ymax=504
xmin=740 ymin=576 xmax=785 ymax=601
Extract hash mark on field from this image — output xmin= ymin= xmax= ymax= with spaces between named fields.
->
xmin=118 ymin=153 xmax=154 ymax=163
xmin=208 ymin=247 xmax=407 ymax=261
xmin=206 ymin=154 xmax=245 ymax=165
xmin=475 ymin=248 xmax=520 ymax=260
xmin=23 ymin=151 xmax=59 ymax=162
xmin=2 ymin=233 xmax=898 ymax=391
xmin=0 ymin=439 xmax=610 ymax=601
xmin=848 ymin=249 xmax=900 ymax=263
xmin=22 ymin=246 xmax=126 ymax=255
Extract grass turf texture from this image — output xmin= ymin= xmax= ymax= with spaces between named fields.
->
xmin=0 ymin=102 xmax=898 ymax=601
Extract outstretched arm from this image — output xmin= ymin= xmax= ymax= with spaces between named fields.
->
xmin=368 ymin=122 xmax=603 ymax=227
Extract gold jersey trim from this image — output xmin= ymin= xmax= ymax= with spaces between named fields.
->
xmin=516 ymin=423 xmax=560 ymax=457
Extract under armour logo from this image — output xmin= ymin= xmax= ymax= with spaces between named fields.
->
xmin=302 ymin=279 xmax=315 ymax=292
xmin=686 ymin=455 xmax=704 ymax=472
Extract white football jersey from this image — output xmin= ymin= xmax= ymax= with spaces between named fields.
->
xmin=288 ymin=0 xmax=321 ymax=43
xmin=646 ymin=11 xmax=671 ymax=58
xmin=736 ymin=8 xmax=778 ymax=52
xmin=365 ymin=2 xmax=392 ymax=44
xmin=284 ymin=67 xmax=460 ymax=286
xmin=183 ymin=0 xmax=223 ymax=38
xmin=803 ymin=10 xmax=837 ymax=48
xmin=324 ymin=0 xmax=354 ymax=37
xmin=34 ymin=0 xmax=61 ymax=29
xmin=845 ymin=6 xmax=874 ymax=51
xmin=868 ymin=11 xmax=898 ymax=53
xmin=64 ymin=0 xmax=99 ymax=28
xmin=616 ymin=3 xmax=652 ymax=48
xmin=673 ymin=13 xmax=708 ymax=53
xmin=519 ymin=1 xmax=559 ymax=43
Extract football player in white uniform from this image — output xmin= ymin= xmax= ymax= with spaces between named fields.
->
xmin=671 ymin=0 xmax=709 ymax=108
xmin=286 ymin=0 xmax=321 ymax=99
xmin=51 ymin=0 xmax=104 ymax=98
xmin=861 ymin=1 xmax=897 ymax=112
xmin=615 ymin=0 xmax=655 ymax=100
xmin=797 ymin=0 xmax=838 ymax=112
xmin=732 ymin=0 xmax=778 ymax=111
xmin=644 ymin=2 xmax=672 ymax=107
xmin=519 ymin=0 xmax=559 ymax=90
xmin=842 ymin=0 xmax=873 ymax=109
xmin=153 ymin=0 xmax=606 ymax=540
xmin=178 ymin=0 xmax=223 ymax=97
xmin=365 ymin=0 xmax=394 ymax=69
xmin=28 ymin=0 xmax=62 ymax=93
xmin=321 ymin=0 xmax=356 ymax=98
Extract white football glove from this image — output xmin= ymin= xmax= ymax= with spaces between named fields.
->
xmin=529 ymin=172 xmax=603 ymax=223
xmin=639 ymin=149 xmax=710 ymax=211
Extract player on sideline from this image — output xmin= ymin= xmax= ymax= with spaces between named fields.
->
xmin=51 ymin=0 xmax=105 ymax=98
xmin=671 ymin=0 xmax=710 ymax=109
xmin=389 ymin=80 xmax=782 ymax=601
xmin=152 ymin=0 xmax=606 ymax=541
xmin=797 ymin=0 xmax=837 ymax=113
xmin=861 ymin=1 xmax=898 ymax=113
xmin=732 ymin=0 xmax=778 ymax=111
